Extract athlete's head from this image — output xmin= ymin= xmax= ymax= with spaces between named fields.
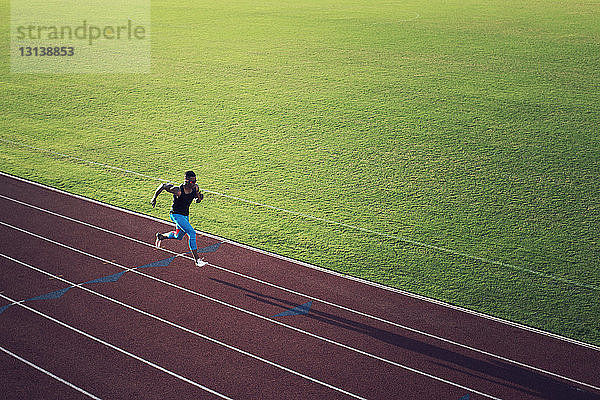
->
xmin=185 ymin=170 xmax=196 ymax=180
xmin=184 ymin=171 xmax=196 ymax=187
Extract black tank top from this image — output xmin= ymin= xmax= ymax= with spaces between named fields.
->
xmin=170 ymin=185 xmax=196 ymax=216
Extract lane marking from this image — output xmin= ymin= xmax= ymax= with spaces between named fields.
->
xmin=1 ymin=171 xmax=599 ymax=351
xmin=0 ymin=345 xmax=103 ymax=400
xmin=1 ymin=141 xmax=595 ymax=291
xmin=0 ymin=223 xmax=545 ymax=399
xmin=1 ymin=193 xmax=599 ymax=389
xmin=0 ymin=252 xmax=367 ymax=400
xmin=272 ymin=301 xmax=313 ymax=317
xmin=0 ymin=291 xmax=232 ymax=400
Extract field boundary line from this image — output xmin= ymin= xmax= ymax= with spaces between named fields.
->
xmin=3 ymin=192 xmax=600 ymax=387
xmin=0 ymin=290 xmax=233 ymax=400
xmin=0 ymin=222 xmax=508 ymax=399
xmin=1 ymin=170 xmax=599 ymax=351
xmin=2 ymin=139 xmax=597 ymax=292
xmin=0 ymin=253 xmax=367 ymax=400
xmin=0 ymin=345 xmax=103 ymax=400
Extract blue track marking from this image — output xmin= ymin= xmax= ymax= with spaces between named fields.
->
xmin=0 ymin=242 xmax=221 ymax=315
xmin=135 ymin=256 xmax=177 ymax=270
xmin=27 ymin=287 xmax=73 ymax=301
xmin=83 ymin=271 xmax=128 ymax=285
xmin=272 ymin=301 xmax=312 ymax=317
xmin=198 ymin=242 xmax=221 ymax=253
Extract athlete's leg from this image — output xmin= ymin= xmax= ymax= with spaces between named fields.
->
xmin=155 ymin=215 xmax=186 ymax=248
xmin=168 ymin=214 xmax=205 ymax=266
xmin=169 ymin=214 xmax=197 ymax=249
xmin=164 ymin=214 xmax=185 ymax=240
xmin=164 ymin=228 xmax=185 ymax=240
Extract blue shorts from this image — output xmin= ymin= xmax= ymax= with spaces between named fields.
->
xmin=166 ymin=213 xmax=197 ymax=251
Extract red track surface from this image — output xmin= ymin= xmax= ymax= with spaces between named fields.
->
xmin=0 ymin=172 xmax=599 ymax=400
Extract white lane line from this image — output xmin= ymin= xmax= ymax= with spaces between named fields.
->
xmin=2 ymin=193 xmax=600 ymax=393
xmin=0 ymin=291 xmax=232 ymax=400
xmin=1 ymin=171 xmax=599 ymax=351
xmin=0 ymin=251 xmax=366 ymax=400
xmin=0 ymin=222 xmax=502 ymax=399
xmin=2 ymin=140 xmax=595 ymax=292
xmin=0 ymin=345 xmax=103 ymax=400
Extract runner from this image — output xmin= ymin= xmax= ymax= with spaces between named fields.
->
xmin=150 ymin=170 xmax=207 ymax=267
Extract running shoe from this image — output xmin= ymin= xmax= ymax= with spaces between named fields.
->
xmin=196 ymin=258 xmax=208 ymax=267
xmin=155 ymin=233 xmax=166 ymax=248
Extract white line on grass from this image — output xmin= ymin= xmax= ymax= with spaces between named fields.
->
xmin=0 ymin=345 xmax=103 ymax=400
xmin=2 ymin=194 xmax=599 ymax=393
xmin=0 ymin=223 xmax=504 ymax=399
xmin=0 ymin=290 xmax=232 ymax=400
xmin=1 ymin=138 xmax=596 ymax=292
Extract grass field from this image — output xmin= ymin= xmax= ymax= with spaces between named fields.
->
xmin=1 ymin=0 xmax=599 ymax=345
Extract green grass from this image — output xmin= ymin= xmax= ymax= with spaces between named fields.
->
xmin=1 ymin=0 xmax=599 ymax=345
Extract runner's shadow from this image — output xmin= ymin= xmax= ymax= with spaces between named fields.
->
xmin=209 ymin=278 xmax=600 ymax=400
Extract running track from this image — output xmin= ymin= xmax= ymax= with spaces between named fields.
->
xmin=0 ymin=172 xmax=599 ymax=400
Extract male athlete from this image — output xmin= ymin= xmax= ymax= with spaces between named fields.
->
xmin=150 ymin=170 xmax=207 ymax=267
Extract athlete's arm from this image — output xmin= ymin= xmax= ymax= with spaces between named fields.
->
xmin=194 ymin=184 xmax=204 ymax=203
xmin=150 ymin=183 xmax=181 ymax=207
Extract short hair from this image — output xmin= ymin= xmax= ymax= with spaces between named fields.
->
xmin=185 ymin=170 xmax=196 ymax=180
